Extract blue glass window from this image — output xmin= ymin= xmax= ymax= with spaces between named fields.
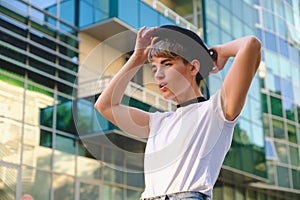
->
xmin=220 ymin=6 xmax=231 ymax=33
xmin=289 ymin=45 xmax=299 ymax=64
xmin=60 ymin=0 xmax=75 ymax=25
xmin=79 ymin=0 xmax=94 ymax=27
xmin=231 ymin=0 xmax=242 ymax=19
xmin=233 ymin=17 xmax=243 ymax=38
xmin=206 ymin=21 xmax=221 ymax=46
xmin=265 ymin=51 xmax=279 ymax=75
xmin=263 ymin=11 xmax=275 ymax=32
xmin=159 ymin=15 xmax=175 ymax=26
xmin=279 ymin=38 xmax=288 ymax=58
xmin=284 ymin=3 xmax=294 ymax=25
xmin=279 ymin=56 xmax=291 ymax=79
xmin=140 ymin=3 xmax=159 ymax=28
xmin=282 ymin=79 xmax=294 ymax=100
xmin=118 ymin=0 xmax=139 ymax=28
xmin=255 ymin=28 xmax=262 ymax=42
xmin=276 ymin=17 xmax=287 ymax=38
xmin=264 ymin=31 xmax=277 ymax=52
xmin=265 ymin=139 xmax=278 ymax=160
xmin=206 ymin=0 xmax=219 ymax=24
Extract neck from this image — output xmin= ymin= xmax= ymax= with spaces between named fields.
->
xmin=176 ymin=96 xmax=207 ymax=108
xmin=175 ymin=85 xmax=202 ymax=105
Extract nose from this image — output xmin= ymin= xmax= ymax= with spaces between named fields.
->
xmin=154 ymin=68 xmax=165 ymax=81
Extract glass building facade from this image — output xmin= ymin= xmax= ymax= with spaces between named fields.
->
xmin=0 ymin=0 xmax=299 ymax=200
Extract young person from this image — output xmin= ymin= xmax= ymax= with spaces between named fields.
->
xmin=94 ymin=25 xmax=261 ymax=200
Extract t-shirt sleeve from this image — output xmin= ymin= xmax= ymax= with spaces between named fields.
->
xmin=198 ymin=90 xmax=239 ymax=157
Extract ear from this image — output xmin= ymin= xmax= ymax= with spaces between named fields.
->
xmin=189 ymin=59 xmax=200 ymax=76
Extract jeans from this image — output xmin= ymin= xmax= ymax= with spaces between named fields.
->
xmin=140 ymin=191 xmax=209 ymax=200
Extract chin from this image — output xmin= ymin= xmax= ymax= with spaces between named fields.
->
xmin=161 ymin=92 xmax=175 ymax=100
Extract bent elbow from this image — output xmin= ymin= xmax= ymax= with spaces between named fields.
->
xmin=94 ymin=100 xmax=106 ymax=115
xmin=248 ymin=36 xmax=261 ymax=51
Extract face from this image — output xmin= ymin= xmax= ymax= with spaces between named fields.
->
xmin=150 ymin=56 xmax=194 ymax=100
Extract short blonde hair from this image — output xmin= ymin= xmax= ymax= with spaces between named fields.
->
xmin=148 ymin=39 xmax=187 ymax=62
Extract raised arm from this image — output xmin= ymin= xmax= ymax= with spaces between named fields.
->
xmin=210 ymin=36 xmax=261 ymax=121
xmin=94 ymin=26 xmax=157 ymax=138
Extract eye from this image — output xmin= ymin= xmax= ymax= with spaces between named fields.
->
xmin=164 ymin=62 xmax=172 ymax=67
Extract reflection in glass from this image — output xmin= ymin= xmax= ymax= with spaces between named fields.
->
xmin=292 ymin=169 xmax=300 ymax=190
xmin=80 ymin=182 xmax=99 ymax=200
xmin=127 ymin=189 xmax=142 ymax=200
xmin=283 ymin=100 xmax=295 ymax=121
xmin=102 ymin=184 xmax=124 ymax=199
xmin=0 ymin=165 xmax=17 ymax=199
xmin=267 ymin=74 xmax=281 ymax=94
xmin=23 ymin=128 xmax=52 ymax=170
xmin=264 ymin=31 xmax=277 ymax=52
xmin=277 ymin=166 xmax=290 ymax=187
xmin=53 ymin=174 xmax=75 ymax=200
xmin=274 ymin=142 xmax=288 ymax=164
xmin=272 ymin=119 xmax=285 ymax=139
xmin=265 ymin=140 xmax=278 ymax=160
xmin=287 ymin=123 xmax=297 ymax=143
xmin=22 ymin=167 xmax=51 ymax=200
xmin=289 ymin=145 xmax=299 ymax=166
xmin=270 ymin=96 xmax=283 ymax=116
xmin=54 ymin=150 xmax=75 ymax=175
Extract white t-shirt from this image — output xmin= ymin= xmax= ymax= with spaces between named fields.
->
xmin=141 ymin=90 xmax=238 ymax=199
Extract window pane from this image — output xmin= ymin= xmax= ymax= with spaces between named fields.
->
xmin=283 ymin=100 xmax=295 ymax=121
xmin=277 ymin=166 xmax=290 ymax=187
xmin=287 ymin=123 xmax=297 ymax=143
xmin=278 ymin=37 xmax=288 ymax=57
xmin=263 ymin=11 xmax=275 ymax=32
xmin=80 ymin=182 xmax=99 ymax=200
xmin=140 ymin=3 xmax=159 ymax=27
xmin=22 ymin=167 xmax=51 ymax=200
xmin=289 ymin=145 xmax=299 ymax=166
xmin=0 ymin=165 xmax=17 ymax=199
xmin=279 ymin=56 xmax=291 ymax=79
xmin=292 ymin=169 xmax=300 ymax=190
xmin=102 ymin=184 xmax=124 ymax=199
xmin=265 ymin=51 xmax=280 ymax=75
xmin=272 ymin=119 xmax=285 ymax=139
xmin=223 ymin=184 xmax=234 ymax=200
xmin=206 ymin=0 xmax=218 ymax=24
xmin=232 ymin=17 xmax=243 ymax=38
xmin=270 ymin=96 xmax=283 ymax=116
xmin=220 ymin=6 xmax=231 ymax=33
xmin=264 ymin=31 xmax=277 ymax=52
xmin=274 ymin=142 xmax=288 ymax=163
xmin=53 ymin=174 xmax=75 ymax=200
xmin=127 ymin=189 xmax=142 ymax=200
xmin=54 ymin=147 xmax=75 ymax=175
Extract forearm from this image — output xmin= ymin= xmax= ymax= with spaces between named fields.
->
xmin=219 ymin=36 xmax=261 ymax=120
xmin=219 ymin=36 xmax=261 ymax=58
xmin=95 ymin=54 xmax=143 ymax=112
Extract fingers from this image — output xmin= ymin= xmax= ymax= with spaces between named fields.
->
xmin=209 ymin=66 xmax=219 ymax=74
xmin=137 ymin=26 xmax=158 ymax=39
xmin=150 ymin=36 xmax=159 ymax=46
xmin=137 ymin=26 xmax=147 ymax=38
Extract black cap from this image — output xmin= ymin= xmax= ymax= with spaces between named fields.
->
xmin=152 ymin=25 xmax=215 ymax=79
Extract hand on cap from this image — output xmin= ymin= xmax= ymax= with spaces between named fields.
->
xmin=133 ymin=26 xmax=158 ymax=65
xmin=209 ymin=46 xmax=228 ymax=74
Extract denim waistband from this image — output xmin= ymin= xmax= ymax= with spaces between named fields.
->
xmin=140 ymin=191 xmax=208 ymax=200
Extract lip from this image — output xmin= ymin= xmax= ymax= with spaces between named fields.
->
xmin=158 ymin=82 xmax=168 ymax=92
